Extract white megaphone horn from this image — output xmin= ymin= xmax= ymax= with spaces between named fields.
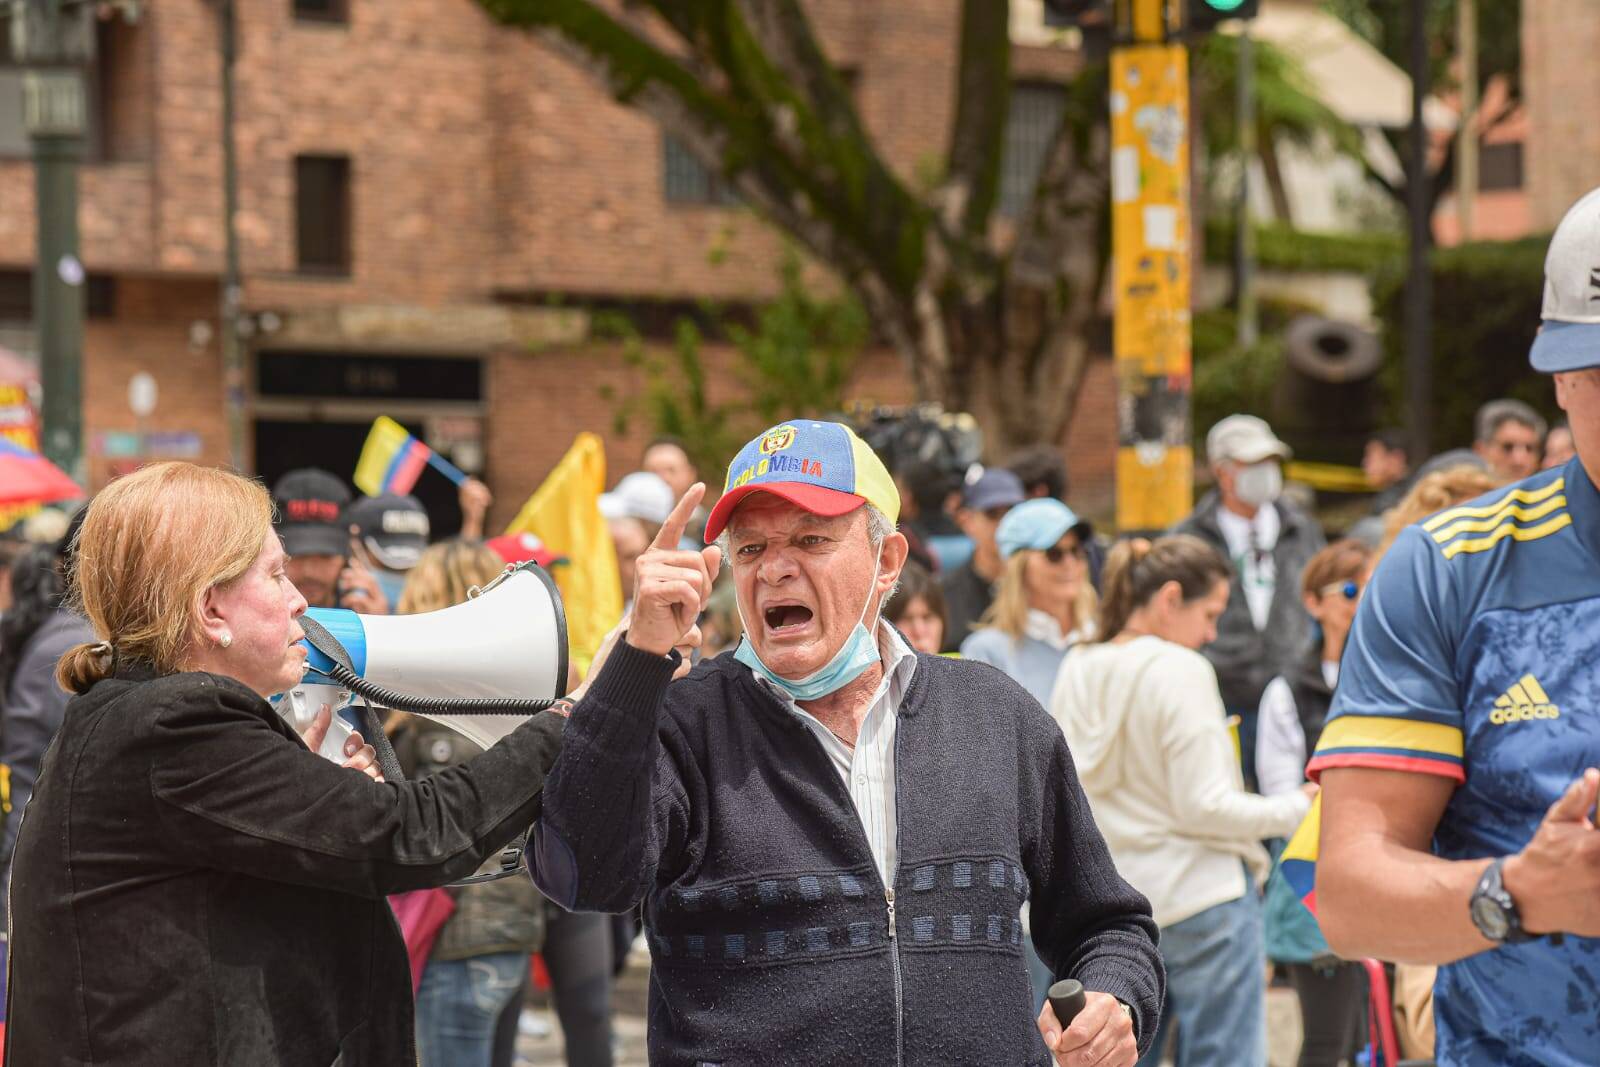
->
xmin=274 ymin=562 xmax=568 ymax=761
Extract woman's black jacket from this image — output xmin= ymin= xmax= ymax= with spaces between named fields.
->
xmin=4 ymin=666 xmax=564 ymax=1066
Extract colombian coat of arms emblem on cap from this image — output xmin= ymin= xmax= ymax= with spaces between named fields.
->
xmin=759 ymin=426 xmax=797 ymax=454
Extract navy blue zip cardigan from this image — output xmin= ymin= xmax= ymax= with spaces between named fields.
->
xmin=533 ymin=642 xmax=1163 ymax=1066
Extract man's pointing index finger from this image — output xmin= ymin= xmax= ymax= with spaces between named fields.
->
xmin=653 ymin=482 xmax=706 ymax=550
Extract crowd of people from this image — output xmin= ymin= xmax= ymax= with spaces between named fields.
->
xmin=1 ymin=195 xmax=1598 ymax=1067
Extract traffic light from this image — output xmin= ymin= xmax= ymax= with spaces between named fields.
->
xmin=1188 ymin=0 xmax=1259 ymax=34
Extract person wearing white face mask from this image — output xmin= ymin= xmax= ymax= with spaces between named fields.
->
xmin=1172 ymin=415 xmax=1326 ymax=789
xmin=529 ymin=420 xmax=1164 ymax=1067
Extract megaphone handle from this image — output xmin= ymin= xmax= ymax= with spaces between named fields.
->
xmin=1047 ymin=978 xmax=1087 ymax=1031
xmin=315 ymin=713 xmax=356 ymax=763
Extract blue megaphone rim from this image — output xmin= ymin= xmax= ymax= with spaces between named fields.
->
xmin=299 ymin=607 xmax=368 ymax=682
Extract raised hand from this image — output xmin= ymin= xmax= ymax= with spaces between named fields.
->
xmin=625 ymin=483 xmax=722 ymax=658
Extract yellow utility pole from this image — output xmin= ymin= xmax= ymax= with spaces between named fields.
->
xmin=1111 ymin=0 xmax=1193 ymax=532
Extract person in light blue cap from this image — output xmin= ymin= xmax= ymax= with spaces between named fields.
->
xmin=960 ymin=497 xmax=1097 ymax=708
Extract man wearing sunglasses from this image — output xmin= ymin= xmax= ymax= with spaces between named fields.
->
xmin=1312 ymin=188 xmax=1600 ymax=1067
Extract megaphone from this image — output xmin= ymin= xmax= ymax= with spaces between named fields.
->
xmin=274 ymin=562 xmax=568 ymax=762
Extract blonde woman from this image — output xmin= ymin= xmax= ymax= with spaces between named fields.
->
xmin=960 ymin=497 xmax=1097 ymax=706
xmin=5 ymin=463 xmax=567 ymax=1067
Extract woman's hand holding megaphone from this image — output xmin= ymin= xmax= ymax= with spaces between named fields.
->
xmin=627 ymin=483 xmax=722 ymax=661
xmin=302 ymin=704 xmax=385 ymax=782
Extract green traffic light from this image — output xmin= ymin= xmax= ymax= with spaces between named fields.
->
xmin=1205 ymin=0 xmax=1247 ymax=9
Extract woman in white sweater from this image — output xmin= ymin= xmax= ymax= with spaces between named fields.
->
xmin=1050 ymin=535 xmax=1313 ymax=1067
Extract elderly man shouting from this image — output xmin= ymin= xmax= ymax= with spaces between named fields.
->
xmin=533 ymin=421 xmax=1162 ymax=1066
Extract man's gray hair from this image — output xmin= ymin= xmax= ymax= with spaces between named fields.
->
xmin=1475 ymin=398 xmax=1547 ymax=444
xmin=715 ymin=503 xmax=900 ymax=601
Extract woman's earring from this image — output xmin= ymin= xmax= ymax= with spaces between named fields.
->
xmin=220 ymin=633 xmax=232 ymax=649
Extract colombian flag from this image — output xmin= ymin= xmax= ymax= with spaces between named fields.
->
xmin=354 ymin=416 xmax=463 ymax=496
xmin=1279 ymin=792 xmax=1322 ymax=915
xmin=504 ymin=433 xmax=622 ymax=676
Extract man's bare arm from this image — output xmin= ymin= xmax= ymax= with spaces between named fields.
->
xmin=1316 ymin=767 xmax=1493 ymax=964
xmin=1318 ymin=766 xmax=1600 ymax=963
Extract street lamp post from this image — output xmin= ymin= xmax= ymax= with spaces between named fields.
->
xmin=12 ymin=0 xmax=94 ymax=482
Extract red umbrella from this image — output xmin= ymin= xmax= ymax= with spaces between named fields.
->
xmin=0 ymin=438 xmax=82 ymax=506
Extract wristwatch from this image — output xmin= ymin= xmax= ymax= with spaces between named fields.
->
xmin=1469 ymin=857 xmax=1536 ymax=944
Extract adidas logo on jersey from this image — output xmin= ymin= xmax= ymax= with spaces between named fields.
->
xmin=1489 ymin=674 xmax=1560 ymax=725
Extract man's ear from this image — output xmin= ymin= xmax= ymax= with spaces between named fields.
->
xmin=878 ymin=532 xmax=910 ymax=596
xmin=1555 ymin=371 xmax=1574 ymax=413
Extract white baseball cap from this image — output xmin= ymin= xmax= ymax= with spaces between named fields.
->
xmin=1206 ymin=414 xmax=1291 ymax=465
xmin=599 ymin=471 xmax=675 ymax=526
xmin=1531 ymin=186 xmax=1600 ymax=373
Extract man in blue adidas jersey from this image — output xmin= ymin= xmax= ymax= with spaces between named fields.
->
xmin=1310 ymin=187 xmax=1600 ymax=1067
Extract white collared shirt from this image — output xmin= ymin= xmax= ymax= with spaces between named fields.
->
xmin=1215 ymin=503 xmax=1281 ymax=631
xmin=752 ymin=622 xmax=918 ymax=889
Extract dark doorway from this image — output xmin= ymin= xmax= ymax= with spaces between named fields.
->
xmin=254 ymin=417 xmax=464 ymax=539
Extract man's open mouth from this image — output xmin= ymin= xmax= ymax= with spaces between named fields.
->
xmin=762 ymin=604 xmax=815 ymax=634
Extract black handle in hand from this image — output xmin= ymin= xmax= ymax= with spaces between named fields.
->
xmin=1047 ymin=979 xmax=1087 ymax=1029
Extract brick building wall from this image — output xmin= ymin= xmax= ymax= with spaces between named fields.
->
xmin=0 ymin=0 xmax=1118 ymax=529
xmin=1523 ymin=0 xmax=1600 ymax=230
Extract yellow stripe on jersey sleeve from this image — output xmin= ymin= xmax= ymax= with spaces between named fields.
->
xmin=1429 ymin=495 xmax=1567 ymax=543
xmin=1316 ymin=715 xmax=1465 ymax=760
xmin=1440 ymin=513 xmax=1573 ymax=560
xmin=1423 ymin=479 xmax=1564 ymax=532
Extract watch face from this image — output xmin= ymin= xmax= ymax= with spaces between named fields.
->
xmin=1472 ymin=894 xmax=1510 ymax=940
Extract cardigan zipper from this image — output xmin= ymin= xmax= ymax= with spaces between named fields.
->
xmin=886 ymin=885 xmax=903 ymax=1067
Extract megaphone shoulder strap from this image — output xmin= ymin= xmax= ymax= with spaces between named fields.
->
xmin=298 ymin=616 xmax=409 ymax=785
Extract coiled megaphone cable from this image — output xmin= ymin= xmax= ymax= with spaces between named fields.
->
xmin=298 ymin=615 xmax=559 ymax=717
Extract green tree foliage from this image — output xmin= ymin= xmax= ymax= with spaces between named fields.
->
xmin=1191 ymin=31 xmax=1365 ymax=219
xmin=1372 ymin=237 xmax=1554 ymax=449
xmin=602 ymin=250 xmax=868 ymax=481
xmin=1324 ymin=0 xmax=1523 ymax=223
xmin=479 ymin=0 xmax=1110 ymax=454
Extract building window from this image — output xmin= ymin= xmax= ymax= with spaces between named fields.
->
xmin=662 ymin=133 xmax=739 ymax=207
xmin=295 ymin=155 xmax=352 ymax=275
xmin=999 ymin=83 xmax=1067 ymax=218
xmin=293 ymin=0 xmax=348 ymax=23
xmin=1478 ymin=141 xmax=1524 ymax=192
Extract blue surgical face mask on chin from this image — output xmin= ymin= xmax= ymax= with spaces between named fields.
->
xmin=735 ymin=552 xmax=883 ymax=702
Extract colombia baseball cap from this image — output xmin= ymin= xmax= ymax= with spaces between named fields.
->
xmin=343 ymin=494 xmax=430 ymax=570
xmin=272 ymin=468 xmax=351 ymax=558
xmin=1530 ymin=186 xmax=1600 ymax=373
xmin=703 ymin=421 xmax=900 ymax=543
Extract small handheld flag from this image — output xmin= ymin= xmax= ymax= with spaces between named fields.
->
xmin=1279 ymin=792 xmax=1321 ymax=915
xmin=354 ymin=416 xmax=467 ymax=496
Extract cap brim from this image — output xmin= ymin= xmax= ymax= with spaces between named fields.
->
xmin=999 ymin=515 xmax=1078 ymax=560
xmin=278 ymin=524 xmax=348 ymax=558
xmin=703 ymin=484 xmax=866 ymax=543
xmin=1225 ymin=442 xmax=1293 ymax=464
xmin=364 ymin=535 xmax=424 ymax=571
xmin=1531 ymin=320 xmax=1600 ymax=372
